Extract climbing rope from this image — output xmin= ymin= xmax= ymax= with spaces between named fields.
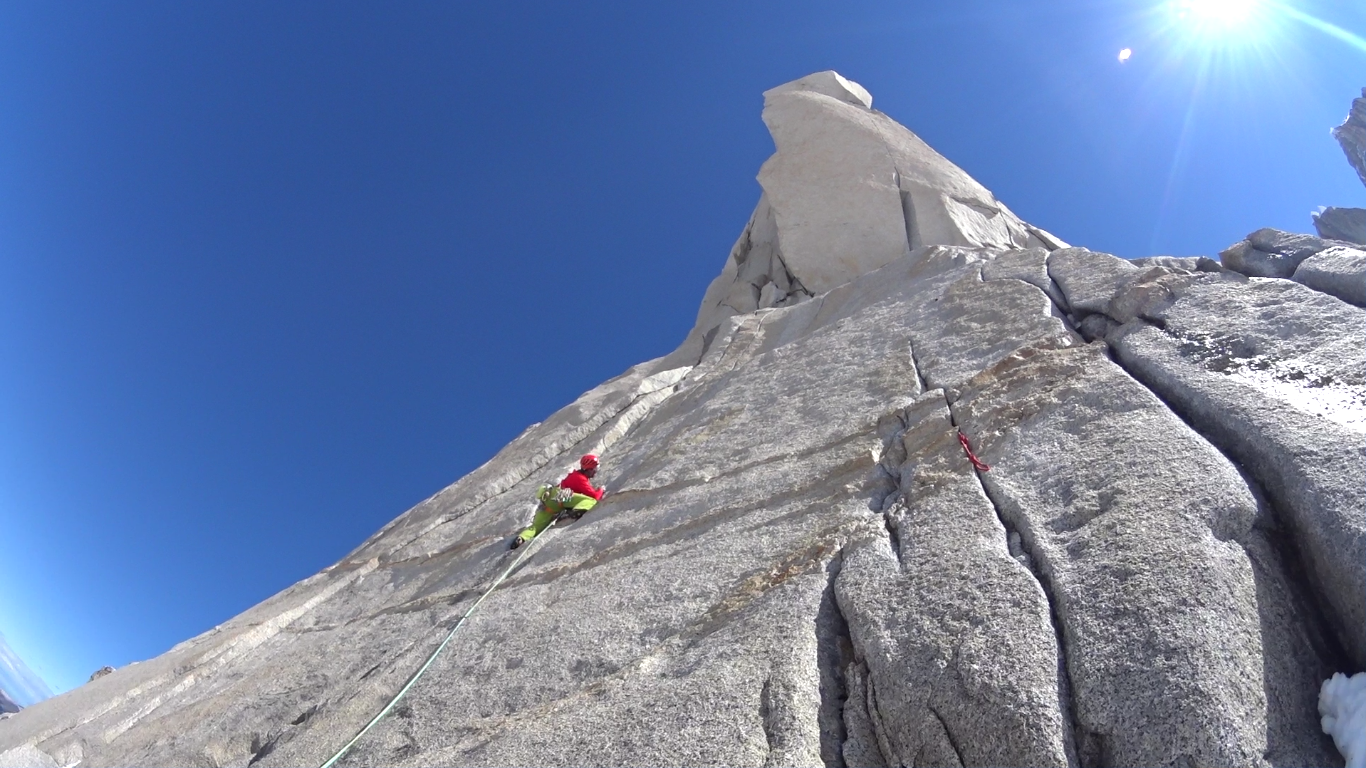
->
xmin=957 ymin=430 xmax=991 ymax=472
xmin=319 ymin=515 xmax=565 ymax=768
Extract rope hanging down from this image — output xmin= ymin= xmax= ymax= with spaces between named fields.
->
xmin=957 ymin=430 xmax=991 ymax=472
xmin=319 ymin=515 xmax=565 ymax=768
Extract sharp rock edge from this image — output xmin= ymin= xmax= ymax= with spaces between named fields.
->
xmin=1 ymin=71 xmax=1359 ymax=768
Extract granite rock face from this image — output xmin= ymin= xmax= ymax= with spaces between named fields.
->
xmin=1220 ymin=227 xmax=1355 ymax=279
xmin=685 ymin=70 xmax=1069 ymax=359
xmin=0 ymin=73 xmax=1358 ymax=768
xmin=1059 ymin=261 xmax=1366 ymax=667
xmin=1334 ymin=87 xmax=1366 ymax=189
xmin=1294 ymin=246 xmax=1366 ymax=306
xmin=1219 ymin=227 xmax=1366 ymax=307
xmin=0 ymin=744 xmax=58 ymax=768
xmin=1313 ymin=207 xmax=1366 ymax=246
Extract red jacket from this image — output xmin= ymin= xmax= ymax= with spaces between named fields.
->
xmin=560 ymin=470 xmax=604 ymax=501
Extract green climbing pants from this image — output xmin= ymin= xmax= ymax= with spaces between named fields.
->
xmin=517 ymin=495 xmax=597 ymax=544
xmin=516 ymin=506 xmax=558 ymax=544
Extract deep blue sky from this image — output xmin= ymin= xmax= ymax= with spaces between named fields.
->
xmin=1 ymin=1 xmax=1361 ymax=696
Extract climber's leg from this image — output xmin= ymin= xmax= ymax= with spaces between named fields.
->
xmin=512 ymin=506 xmax=557 ymax=548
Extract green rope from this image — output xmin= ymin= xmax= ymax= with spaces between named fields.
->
xmin=319 ymin=518 xmax=561 ymax=768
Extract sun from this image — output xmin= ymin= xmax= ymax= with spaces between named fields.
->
xmin=1162 ymin=0 xmax=1276 ymax=49
xmin=1169 ymin=0 xmax=1263 ymax=29
xmin=1165 ymin=0 xmax=1366 ymax=53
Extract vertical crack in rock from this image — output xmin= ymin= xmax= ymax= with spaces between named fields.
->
xmin=889 ymin=336 xmax=1082 ymax=766
xmin=871 ymin=340 xmax=927 ymax=566
xmin=772 ymin=249 xmax=813 ymax=300
xmin=965 ymin=462 xmax=1093 ymax=767
xmin=931 ymin=380 xmax=1088 ymax=768
xmin=723 ymin=288 xmax=761 ymax=316
xmin=879 ymin=513 xmax=902 ymax=563
xmin=1095 ymin=316 xmax=1356 ymax=675
xmin=757 ymin=676 xmax=779 ymax=764
xmin=690 ymin=311 xmax=775 ymax=391
xmin=1252 ymin=505 xmax=1354 ymax=672
xmin=898 ymin=181 xmax=920 ymax=252
xmin=1049 ymin=275 xmax=1072 ymax=315
xmin=908 ymin=342 xmax=929 ymax=395
xmin=926 ymin=705 xmax=966 ymax=768
xmin=815 ymin=551 xmax=853 ymax=768
xmin=1044 ymin=253 xmax=1365 ymax=670
xmin=837 ymin=660 xmax=888 ymax=768
xmin=872 ymin=403 xmax=912 ymax=536
xmin=965 ymin=260 xmax=1349 ymax=764
xmin=863 ymin=673 xmax=902 ymax=768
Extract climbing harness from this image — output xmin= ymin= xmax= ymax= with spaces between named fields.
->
xmin=318 ymin=512 xmax=568 ymax=768
xmin=957 ymin=430 xmax=991 ymax=472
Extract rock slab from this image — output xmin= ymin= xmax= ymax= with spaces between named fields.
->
xmin=1293 ymin=245 xmax=1366 ymax=306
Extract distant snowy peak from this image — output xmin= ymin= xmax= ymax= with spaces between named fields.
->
xmin=0 ymin=688 xmax=19 ymax=715
xmin=0 ymin=633 xmax=53 ymax=709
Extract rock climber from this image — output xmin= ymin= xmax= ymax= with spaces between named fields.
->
xmin=510 ymin=453 xmax=606 ymax=549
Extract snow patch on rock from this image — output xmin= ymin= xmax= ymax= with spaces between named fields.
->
xmin=1321 ymin=672 xmax=1366 ymax=768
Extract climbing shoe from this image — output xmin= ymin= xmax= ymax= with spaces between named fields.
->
xmin=509 ymin=536 xmax=523 ymax=550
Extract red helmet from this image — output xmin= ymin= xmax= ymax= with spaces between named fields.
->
xmin=579 ymin=454 xmax=599 ymax=471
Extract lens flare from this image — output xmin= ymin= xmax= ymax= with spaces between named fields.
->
xmin=1273 ymin=2 xmax=1366 ymax=54
xmin=1140 ymin=0 xmax=1364 ymax=249
xmin=1170 ymin=0 xmax=1261 ymax=26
